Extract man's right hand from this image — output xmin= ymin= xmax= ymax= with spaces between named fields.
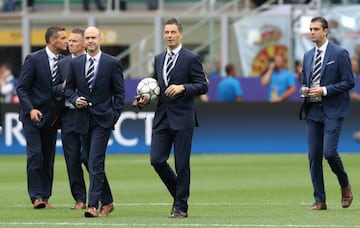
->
xmin=76 ymin=96 xmax=89 ymax=109
xmin=132 ymin=94 xmax=150 ymax=109
xmin=30 ymin=109 xmax=43 ymax=123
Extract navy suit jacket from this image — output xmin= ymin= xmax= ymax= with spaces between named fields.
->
xmin=152 ymin=47 xmax=208 ymax=130
xmin=301 ymin=42 xmax=354 ymax=119
xmin=55 ymin=56 xmax=72 ymax=101
xmin=16 ymin=48 xmax=64 ymax=127
xmin=65 ymin=53 xmax=125 ymax=134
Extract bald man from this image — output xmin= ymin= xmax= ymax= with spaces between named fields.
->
xmin=65 ymin=26 xmax=125 ymax=217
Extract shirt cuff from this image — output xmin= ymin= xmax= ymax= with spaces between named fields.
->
xmin=322 ymin=86 xmax=327 ymax=96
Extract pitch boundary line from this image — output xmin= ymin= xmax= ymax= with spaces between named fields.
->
xmin=1 ymin=222 xmax=360 ymax=227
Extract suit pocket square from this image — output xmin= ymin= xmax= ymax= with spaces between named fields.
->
xmin=326 ymin=60 xmax=335 ymax=65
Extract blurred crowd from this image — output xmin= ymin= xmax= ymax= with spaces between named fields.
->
xmin=205 ymin=47 xmax=360 ymax=103
xmin=0 ymin=62 xmax=18 ymax=104
xmin=3 ymin=48 xmax=360 ymax=105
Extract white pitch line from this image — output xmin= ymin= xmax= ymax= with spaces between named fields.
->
xmin=0 ymin=222 xmax=359 ymax=227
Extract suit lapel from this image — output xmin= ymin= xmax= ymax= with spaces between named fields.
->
xmin=159 ymin=52 xmax=167 ymax=86
xmin=76 ymin=55 xmax=89 ymax=94
xmin=321 ymin=44 xmax=332 ymax=79
xmin=91 ymin=53 xmax=104 ymax=92
xmin=41 ymin=49 xmax=53 ymax=84
xmin=171 ymin=49 xmax=184 ymax=73
xmin=306 ymin=48 xmax=315 ymax=85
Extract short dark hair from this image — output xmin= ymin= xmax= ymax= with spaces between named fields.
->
xmin=311 ymin=17 xmax=329 ymax=29
xmin=164 ymin=18 xmax=183 ymax=33
xmin=45 ymin=26 xmax=66 ymax=44
xmin=225 ymin=63 xmax=235 ymax=75
xmin=71 ymin=28 xmax=84 ymax=37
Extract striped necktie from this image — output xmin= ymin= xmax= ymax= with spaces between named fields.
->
xmin=165 ymin=52 xmax=174 ymax=79
xmin=311 ymin=49 xmax=322 ymax=83
xmin=52 ymin=57 xmax=58 ymax=83
xmin=86 ymin=57 xmax=95 ymax=89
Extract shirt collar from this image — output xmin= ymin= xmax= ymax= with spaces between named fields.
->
xmin=167 ymin=44 xmax=182 ymax=56
xmin=45 ymin=46 xmax=58 ymax=59
xmin=316 ymin=39 xmax=329 ymax=54
xmin=72 ymin=52 xmax=86 ymax=58
xmin=87 ymin=51 xmax=102 ymax=62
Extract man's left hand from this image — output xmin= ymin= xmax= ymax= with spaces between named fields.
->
xmin=165 ymin=84 xmax=185 ymax=97
xmin=308 ymin=87 xmax=324 ymax=97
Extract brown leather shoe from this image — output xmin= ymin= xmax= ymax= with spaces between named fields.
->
xmin=99 ymin=203 xmax=114 ymax=216
xmin=72 ymin=201 xmax=86 ymax=210
xmin=310 ymin=202 xmax=327 ymax=210
xmin=45 ymin=202 xmax=54 ymax=209
xmin=33 ymin=198 xmax=45 ymax=209
xmin=341 ymin=185 xmax=353 ymax=208
xmin=169 ymin=208 xmax=188 ymax=218
xmin=84 ymin=207 xmax=98 ymax=218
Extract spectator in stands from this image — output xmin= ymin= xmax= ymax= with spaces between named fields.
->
xmin=354 ymin=44 xmax=360 ymax=75
xmin=250 ymin=0 xmax=266 ymax=8
xmin=0 ymin=62 xmax=18 ymax=103
xmin=350 ymin=57 xmax=360 ymax=101
xmin=217 ymin=63 xmax=243 ymax=102
xmin=208 ymin=57 xmax=222 ymax=78
xmin=295 ymin=59 xmax=303 ymax=83
xmin=83 ymin=0 xmax=105 ymax=11
xmin=1 ymin=0 xmax=16 ymax=11
xmin=260 ymin=54 xmax=296 ymax=102
xmin=27 ymin=0 xmax=35 ymax=12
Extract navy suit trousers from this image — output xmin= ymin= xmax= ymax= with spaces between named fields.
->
xmin=150 ymin=114 xmax=193 ymax=212
xmin=81 ymin=118 xmax=113 ymax=208
xmin=61 ymin=108 xmax=87 ymax=203
xmin=23 ymin=118 xmax=57 ymax=203
xmin=306 ymin=103 xmax=349 ymax=203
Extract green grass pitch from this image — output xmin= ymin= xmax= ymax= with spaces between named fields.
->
xmin=0 ymin=153 xmax=359 ymax=227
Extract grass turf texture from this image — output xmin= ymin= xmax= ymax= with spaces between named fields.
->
xmin=0 ymin=153 xmax=359 ymax=227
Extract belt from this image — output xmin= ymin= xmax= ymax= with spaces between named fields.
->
xmin=309 ymin=101 xmax=322 ymax=106
xmin=64 ymin=106 xmax=76 ymax=110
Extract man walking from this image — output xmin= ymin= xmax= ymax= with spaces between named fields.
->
xmin=135 ymin=18 xmax=208 ymax=218
xmin=66 ymin=26 xmax=125 ymax=217
xmin=57 ymin=28 xmax=88 ymax=210
xmin=17 ymin=26 xmax=68 ymax=209
xmin=300 ymin=16 xmax=354 ymax=210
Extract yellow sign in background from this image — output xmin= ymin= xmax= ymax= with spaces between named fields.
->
xmin=0 ymin=29 xmax=118 ymax=46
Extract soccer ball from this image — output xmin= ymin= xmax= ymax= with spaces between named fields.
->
xmin=353 ymin=131 xmax=360 ymax=143
xmin=136 ymin=78 xmax=160 ymax=101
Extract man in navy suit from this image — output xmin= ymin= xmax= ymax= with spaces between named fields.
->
xmin=16 ymin=26 xmax=68 ymax=209
xmin=56 ymin=28 xmax=88 ymax=210
xmin=66 ymin=26 xmax=125 ymax=218
xmin=300 ymin=17 xmax=354 ymax=210
xmin=136 ymin=18 xmax=208 ymax=218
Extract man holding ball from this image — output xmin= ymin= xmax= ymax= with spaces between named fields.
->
xmin=135 ymin=18 xmax=208 ymax=218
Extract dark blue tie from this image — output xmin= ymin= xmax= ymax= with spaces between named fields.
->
xmin=311 ymin=49 xmax=322 ymax=83
xmin=165 ymin=52 xmax=174 ymax=79
xmin=52 ymin=57 xmax=58 ymax=83
xmin=86 ymin=58 xmax=95 ymax=89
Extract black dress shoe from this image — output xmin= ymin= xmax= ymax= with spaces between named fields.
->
xmin=169 ymin=208 xmax=188 ymax=218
